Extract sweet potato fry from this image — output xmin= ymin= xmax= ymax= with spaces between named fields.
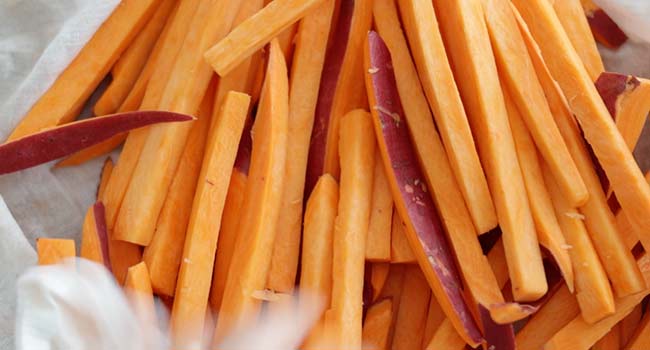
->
xmin=425 ymin=320 xmax=467 ymax=350
xmin=80 ymin=202 xmax=111 ymax=271
xmin=432 ymin=0 xmax=547 ymax=302
xmin=593 ymin=325 xmax=622 ymax=350
xmin=213 ymin=41 xmax=288 ymax=342
xmin=369 ymin=263 xmax=390 ymax=302
xmin=377 ymin=265 xmax=405 ymax=346
xmin=391 ymin=266 xmax=431 ymax=350
xmin=626 ymin=308 xmax=650 ymax=350
xmin=37 ymin=238 xmax=75 ymax=265
xmin=394 ymin=0 xmax=495 ymax=234
xmin=266 ymin=0 xmax=336 ymax=293
xmin=0 ymin=111 xmax=191 ymax=175
xmin=365 ymin=153 xmax=393 ymax=262
xmin=7 ymin=0 xmax=159 ymax=141
xmin=620 ymin=304 xmax=643 ymax=348
xmin=97 ymin=158 xmax=114 ymax=201
xmin=552 ymin=0 xmax=605 ymax=81
xmin=421 ymin=297 xmax=445 ymax=349
xmin=390 ymin=210 xmax=415 ymax=264
xmin=170 ymin=91 xmax=249 ymax=347
xmin=204 ymin=0 xmax=325 ymax=76
xmin=581 ymin=0 xmax=628 ymax=49
xmin=124 ymin=262 xmax=156 ymax=328
xmin=361 ymin=299 xmax=392 ymax=350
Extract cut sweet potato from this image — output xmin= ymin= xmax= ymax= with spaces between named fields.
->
xmin=593 ymin=324 xmax=622 ymax=350
xmin=142 ymin=81 xmax=215 ymax=296
xmin=204 ymin=0 xmax=325 ymax=76
xmin=305 ymin=0 xmax=372 ymax=195
xmin=581 ymin=0 xmax=628 ymax=49
xmin=97 ymin=157 xmax=114 ymax=201
xmin=114 ymin=0 xmax=243 ymax=246
xmin=80 ymin=202 xmax=111 ymax=271
xmin=364 ymin=32 xmax=481 ymax=346
xmin=432 ymin=0 xmax=547 ymax=302
xmin=266 ymin=0 xmax=336 ymax=293
xmin=626 ymin=308 xmax=650 ymax=350
xmin=552 ymin=0 xmax=605 ymax=81
xmin=56 ymin=135 xmax=126 ymax=168
xmin=124 ymin=262 xmax=156 ymax=328
xmin=511 ymin=0 xmax=650 ymax=267
xmin=328 ymin=109 xmax=376 ymax=349
xmin=369 ymin=263 xmax=390 ymax=302
xmin=421 ymin=296 xmax=444 ymax=348
xmin=37 ymin=238 xmax=75 ymax=266
xmin=0 ymin=111 xmax=191 ymax=175
xmin=484 ymin=0 xmax=587 ymax=207
xmin=7 ymin=0 xmax=159 ymax=141
xmin=391 ymin=266 xmax=431 ymax=350
xmin=361 ymin=299 xmax=392 ymax=350
xmin=390 ymin=210 xmax=415 ymax=264
xmin=170 ymin=91 xmax=249 ymax=347
xmin=513 ymin=8 xmax=646 ymax=296
xmin=620 ymin=304 xmax=643 ymax=348
xmin=212 ymin=41 xmax=288 ymax=342
xmin=378 ymin=265 xmax=405 ymax=346
xmin=365 ymin=152 xmax=393 ymax=262
xmin=394 ymin=0 xmax=496 ymax=234
xmin=425 ymin=320 xmax=467 ymax=350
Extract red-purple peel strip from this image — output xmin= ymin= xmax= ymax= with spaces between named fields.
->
xmin=0 ymin=111 xmax=193 ymax=175
xmin=365 ymin=30 xmax=483 ymax=345
xmin=595 ymin=72 xmax=640 ymax=117
xmin=93 ymin=201 xmax=112 ymax=272
xmin=587 ymin=9 xmax=628 ymax=49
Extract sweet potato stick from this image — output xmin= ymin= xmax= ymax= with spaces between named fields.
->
xmin=55 ymin=134 xmax=127 ymax=167
xmin=390 ymin=211 xmax=415 ymax=264
xmin=425 ymin=320 xmax=467 ymax=350
xmin=204 ymin=0 xmax=325 ymax=76
xmin=502 ymin=87 xmax=574 ymax=291
xmin=97 ymin=158 xmax=114 ymax=201
xmin=620 ymin=304 xmax=643 ymax=347
xmin=483 ymin=0 xmax=587 ymax=207
xmin=142 ymin=82 xmax=215 ymax=296
xmin=365 ymin=153 xmax=393 ymax=262
xmin=124 ymin=262 xmax=156 ymax=328
xmin=37 ymin=238 xmax=75 ymax=265
xmin=328 ymin=110 xmax=375 ymax=349
xmin=212 ymin=41 xmax=289 ymax=342
xmin=391 ymin=266 xmax=431 ymax=350
xmin=115 ymin=0 xmax=243 ymax=246
xmin=552 ymin=0 xmax=605 ymax=81
xmin=513 ymin=8 xmax=646 ymax=296
xmin=543 ymin=162 xmax=615 ymax=323
xmin=7 ymin=0 xmax=159 ymax=141
xmin=276 ymin=23 xmax=298 ymax=62
xmin=80 ymin=202 xmax=111 ymax=271
xmin=545 ymin=255 xmax=650 ymax=350
xmin=94 ymin=0 xmax=176 ymax=117
xmin=596 ymin=73 xmax=650 ymax=151
xmin=393 ymin=0 xmax=495 ymax=234
xmin=365 ymin=33 xmax=482 ymax=346
xmin=593 ymin=325 xmax=621 ymax=350
xmin=511 ymin=0 xmax=650 ymax=262
xmin=626 ymin=308 xmax=650 ymax=350
xmin=431 ymin=0 xmax=547 ymax=302
xmin=377 ymin=265 xmax=405 ymax=346
xmin=581 ymin=0 xmax=628 ymax=49
xmin=370 ymin=263 xmax=390 ymax=302
xmin=305 ymin=0 xmax=372 ymax=194
xmin=266 ymin=0 xmax=336 ymax=293
xmin=170 ymin=91 xmax=249 ymax=347
xmin=361 ymin=299 xmax=392 ymax=350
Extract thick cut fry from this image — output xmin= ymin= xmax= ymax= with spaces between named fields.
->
xmin=391 ymin=266 xmax=431 ymax=350
xmin=552 ymin=0 xmax=604 ymax=81
xmin=432 ymin=0 xmax=546 ymax=302
xmin=328 ymin=110 xmax=375 ymax=350
xmin=80 ymin=202 xmax=111 ymax=271
xmin=97 ymin=158 xmax=114 ymax=201
xmin=362 ymin=299 xmax=392 ymax=350
xmin=390 ymin=211 xmax=415 ymax=264
xmin=94 ymin=0 xmax=176 ymax=116
xmin=394 ymin=0 xmax=495 ymax=234
xmin=483 ymin=0 xmax=587 ymax=207
xmin=370 ymin=263 xmax=390 ymax=302
xmin=502 ymin=87 xmax=574 ymax=291
xmin=170 ymin=92 xmax=249 ymax=347
xmin=426 ymin=320 xmax=466 ymax=350
xmin=115 ymin=0 xmax=243 ymax=245
xmin=365 ymin=153 xmax=393 ymax=262
xmin=581 ymin=0 xmax=628 ymax=49
xmin=124 ymin=262 xmax=156 ymax=328
xmin=511 ymin=0 xmax=650 ymax=262
xmin=212 ymin=41 xmax=288 ymax=342
xmin=305 ymin=0 xmax=372 ymax=194
xmin=204 ymin=0 xmax=325 ymax=76
xmin=543 ymin=162 xmax=615 ymax=323
xmin=37 ymin=238 xmax=75 ymax=265
xmin=143 ymin=83 xmax=215 ymax=296
xmin=266 ymin=0 xmax=336 ymax=293
xmin=7 ymin=0 xmax=159 ymax=141
xmin=513 ymin=9 xmax=646 ymax=296
xmin=422 ymin=296 xmax=445 ymax=349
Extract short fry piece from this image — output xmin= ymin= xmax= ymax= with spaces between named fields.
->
xmin=124 ymin=262 xmax=156 ymax=328
xmin=362 ymin=299 xmax=392 ymax=350
xmin=581 ymin=0 xmax=628 ymax=49
xmin=80 ymin=202 xmax=111 ymax=271
xmin=391 ymin=266 xmax=431 ymax=350
xmin=389 ymin=210 xmax=415 ymax=264
xmin=369 ymin=263 xmax=390 ymax=302
xmin=365 ymin=153 xmax=393 ymax=262
xmin=37 ymin=238 xmax=75 ymax=265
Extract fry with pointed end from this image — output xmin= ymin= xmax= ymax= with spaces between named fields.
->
xmin=37 ymin=238 xmax=75 ymax=266
xmin=361 ymin=299 xmax=392 ymax=350
xmin=80 ymin=202 xmax=111 ymax=271
xmin=124 ymin=262 xmax=156 ymax=329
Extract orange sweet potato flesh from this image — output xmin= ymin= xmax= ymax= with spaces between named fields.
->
xmin=37 ymin=238 xmax=75 ymax=265
xmin=378 ymin=265 xmax=405 ymax=346
xmin=432 ymin=0 xmax=547 ymax=302
xmin=212 ymin=41 xmax=288 ymax=343
xmin=365 ymin=153 xmax=393 ymax=262
xmin=305 ymin=0 xmax=372 ymax=195
xmin=142 ymin=81 xmax=215 ymax=297
xmin=626 ymin=310 xmax=650 ymax=350
xmin=620 ymin=304 xmax=643 ymax=348
xmin=425 ymin=320 xmax=467 ymax=350
xmin=170 ymin=91 xmax=249 ymax=348
xmin=361 ymin=299 xmax=392 ymax=350
xmin=391 ymin=266 xmax=431 ymax=350
xmin=266 ymin=0 xmax=336 ymax=293
xmin=80 ymin=202 xmax=111 ymax=271
xmin=393 ymin=0 xmax=496 ymax=234
xmin=511 ymin=0 xmax=650 ymax=271
xmin=7 ymin=0 xmax=159 ymax=141
xmin=370 ymin=263 xmax=390 ymax=302
xmin=390 ymin=210 xmax=415 ymax=264
xmin=593 ymin=325 xmax=622 ymax=350
xmin=124 ymin=262 xmax=156 ymax=328
xmin=97 ymin=157 xmax=114 ymax=201
xmin=328 ymin=109 xmax=376 ymax=350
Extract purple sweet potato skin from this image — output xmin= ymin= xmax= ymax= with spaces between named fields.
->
xmin=595 ymin=72 xmax=640 ymax=117
xmin=587 ymin=8 xmax=628 ymax=49
xmin=304 ymin=0 xmax=354 ymax=196
xmin=479 ymin=304 xmax=516 ymax=350
xmin=93 ymin=201 xmax=112 ymax=272
xmin=0 ymin=111 xmax=192 ymax=175
xmin=365 ymin=30 xmax=482 ymax=345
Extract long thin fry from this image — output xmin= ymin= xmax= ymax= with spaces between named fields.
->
xmin=365 ymin=152 xmax=393 ymax=262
